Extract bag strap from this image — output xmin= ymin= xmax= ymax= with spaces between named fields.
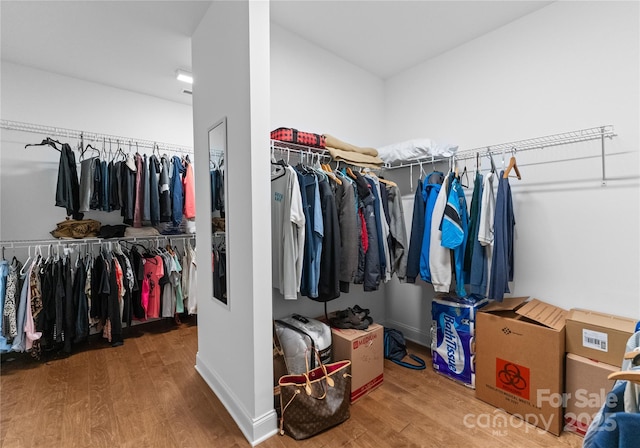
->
xmin=275 ymin=319 xmax=317 ymax=368
xmin=391 ymin=354 xmax=426 ymax=370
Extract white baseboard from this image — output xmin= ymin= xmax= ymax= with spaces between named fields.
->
xmin=195 ymin=352 xmax=278 ymax=446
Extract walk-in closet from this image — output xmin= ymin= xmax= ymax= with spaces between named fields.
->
xmin=2 ymin=1 xmax=639 ymax=447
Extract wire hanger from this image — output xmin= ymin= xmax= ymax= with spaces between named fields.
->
xmin=460 ymin=164 xmax=469 ymax=188
xmin=486 ymin=147 xmax=496 ymax=174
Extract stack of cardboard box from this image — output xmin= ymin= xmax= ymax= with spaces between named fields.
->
xmin=563 ymin=309 xmax=639 ymax=436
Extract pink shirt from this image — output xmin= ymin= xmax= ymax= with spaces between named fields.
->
xmin=183 ymin=161 xmax=196 ymax=219
xmin=143 ymin=256 xmax=164 ymax=318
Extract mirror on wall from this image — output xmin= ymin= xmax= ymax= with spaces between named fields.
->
xmin=208 ymin=117 xmax=228 ymax=307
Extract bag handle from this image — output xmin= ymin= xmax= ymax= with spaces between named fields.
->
xmin=391 ymin=354 xmax=426 ymax=370
xmin=304 ymin=347 xmax=334 ymax=389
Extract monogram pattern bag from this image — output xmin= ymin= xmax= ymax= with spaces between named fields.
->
xmin=278 ymin=357 xmax=351 ymax=440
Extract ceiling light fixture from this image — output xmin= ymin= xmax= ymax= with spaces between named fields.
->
xmin=176 ymin=69 xmax=193 ymax=85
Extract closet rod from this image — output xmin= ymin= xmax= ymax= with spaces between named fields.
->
xmin=0 ymin=119 xmax=193 ymax=155
xmin=384 ymin=125 xmax=616 ymax=169
xmin=271 ymin=140 xmax=330 ymax=159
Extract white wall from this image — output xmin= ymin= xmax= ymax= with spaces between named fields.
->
xmin=0 ymin=62 xmax=193 ymax=241
xmin=384 ymin=1 xmax=640 ymax=324
xmin=271 ymin=24 xmax=386 ymax=146
xmin=270 ymin=23 xmax=388 ymax=323
xmin=192 ymin=1 xmax=276 ymax=445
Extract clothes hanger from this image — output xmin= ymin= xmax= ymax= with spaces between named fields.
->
xmin=25 ymin=137 xmax=62 ymax=152
xmin=460 ymin=164 xmax=469 ymax=188
xmin=20 ymin=246 xmax=32 ymax=276
xmin=320 ymin=162 xmax=342 ymax=185
xmin=486 ymin=148 xmax=497 ymax=174
xmin=608 ymin=370 xmax=640 ymax=383
xmin=503 ymin=147 xmax=522 ymax=179
xmin=378 ymin=177 xmax=397 ymax=188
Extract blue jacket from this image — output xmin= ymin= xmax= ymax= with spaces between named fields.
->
xmin=418 ymin=172 xmax=444 ymax=283
xmin=583 ymin=375 xmax=640 ymax=448
xmin=170 ymin=156 xmax=185 ymax=226
xmin=488 ymin=172 xmax=515 ymax=301
xmin=441 ymin=178 xmax=469 ymax=297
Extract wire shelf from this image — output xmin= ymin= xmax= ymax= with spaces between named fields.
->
xmin=0 ymin=119 xmax=194 ymax=154
xmin=386 ymin=125 xmax=615 ymax=168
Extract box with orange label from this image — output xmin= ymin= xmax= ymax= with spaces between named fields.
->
xmin=475 ymin=297 xmax=567 ymax=436
xmin=330 ymin=323 xmax=384 ymax=403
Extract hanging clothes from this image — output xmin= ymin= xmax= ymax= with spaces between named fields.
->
xmin=405 ymin=178 xmax=425 ymax=284
xmin=78 ymin=157 xmax=97 ymax=212
xmin=419 ymin=171 xmax=444 ymax=284
xmin=159 ymin=156 xmax=172 ymax=223
xmin=478 ymin=171 xmax=496 ymax=292
xmin=109 ymin=160 xmax=121 ymax=212
xmin=101 ymin=159 xmax=110 ymax=212
xmin=468 ymin=172 xmax=489 ymax=296
xmin=352 ymin=170 xmax=381 ymax=291
xmin=212 ymin=245 xmax=227 ymax=305
xmin=441 ymin=177 xmax=469 ymax=298
xmin=121 ymin=160 xmax=136 ymax=225
xmin=333 ymin=172 xmax=359 ymax=293
xmin=133 ymin=153 xmax=144 ymax=228
xmin=386 ymin=183 xmax=408 ymax=281
xmin=271 ymin=164 xmax=306 ymax=300
xmin=142 ymin=155 xmax=151 ymax=222
xmin=315 ymin=177 xmax=341 ymax=302
xmin=3 ymin=258 xmax=20 ymax=341
xmin=170 ymin=155 xmax=185 ymax=227
xmin=143 ymin=254 xmax=164 ymax=319
xmin=183 ymin=158 xmax=196 ymax=220
xmin=184 ymin=241 xmax=198 ymax=315
xmin=0 ymin=260 xmax=12 ymax=352
xmin=149 ymin=155 xmax=161 ymax=226
xmin=429 ymin=172 xmax=452 ymax=293
xmin=55 ymin=143 xmax=83 ymax=219
xmin=73 ymin=258 xmax=89 ymax=343
xmin=363 ymin=174 xmax=389 ymax=282
xmin=294 ymin=167 xmax=323 ymax=299
xmin=488 ymin=171 xmax=516 ymax=301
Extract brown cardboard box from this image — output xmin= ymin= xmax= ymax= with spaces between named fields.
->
xmin=331 ymin=323 xmax=383 ymax=403
xmin=565 ymin=309 xmax=639 ymax=367
xmin=475 ymin=297 xmax=568 ymax=436
xmin=564 ymin=353 xmax=619 ymax=436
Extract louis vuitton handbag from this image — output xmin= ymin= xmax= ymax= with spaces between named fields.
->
xmin=278 ymin=353 xmax=351 ymax=440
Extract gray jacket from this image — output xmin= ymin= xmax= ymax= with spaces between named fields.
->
xmin=333 ymin=176 xmax=359 ymax=291
xmin=386 ymin=184 xmax=408 ymax=281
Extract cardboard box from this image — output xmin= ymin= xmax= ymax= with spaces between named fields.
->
xmin=475 ymin=297 xmax=567 ymax=436
xmin=431 ymin=296 xmax=488 ymax=388
xmin=566 ymin=309 xmax=639 ymax=367
xmin=564 ymin=353 xmax=619 ymax=436
xmin=331 ymin=323 xmax=383 ymax=403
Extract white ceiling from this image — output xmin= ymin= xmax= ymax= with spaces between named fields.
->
xmin=270 ymin=1 xmax=553 ymax=79
xmin=1 ymin=1 xmax=553 ymax=106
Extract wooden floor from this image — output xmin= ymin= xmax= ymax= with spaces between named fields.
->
xmin=1 ymin=320 xmax=583 ymax=448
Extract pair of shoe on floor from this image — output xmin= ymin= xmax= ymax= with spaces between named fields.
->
xmin=329 ymin=305 xmax=372 ymax=330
